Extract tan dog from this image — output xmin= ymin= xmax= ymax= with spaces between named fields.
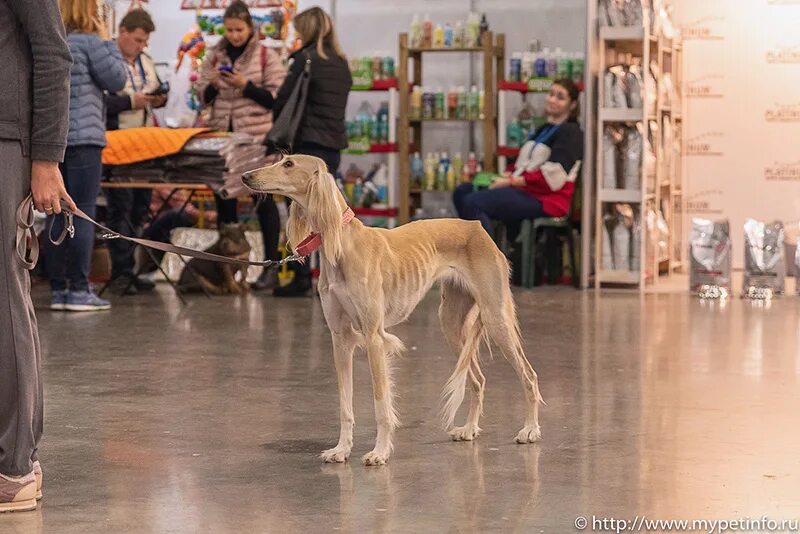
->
xmin=242 ymin=155 xmax=543 ymax=466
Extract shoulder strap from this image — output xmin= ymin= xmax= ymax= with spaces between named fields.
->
xmin=261 ymin=45 xmax=267 ymax=73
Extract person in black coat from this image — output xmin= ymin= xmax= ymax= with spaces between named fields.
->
xmin=270 ymin=7 xmax=352 ymax=297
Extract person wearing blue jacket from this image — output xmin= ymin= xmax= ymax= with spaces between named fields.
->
xmin=44 ymin=0 xmax=127 ymax=312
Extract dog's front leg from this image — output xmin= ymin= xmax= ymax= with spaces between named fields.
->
xmin=363 ymin=331 xmax=398 ymax=466
xmin=320 ymin=332 xmax=356 ymax=463
xmin=223 ymin=265 xmax=241 ymax=294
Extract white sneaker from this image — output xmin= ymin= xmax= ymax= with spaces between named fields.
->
xmin=0 ymin=471 xmax=37 ymax=513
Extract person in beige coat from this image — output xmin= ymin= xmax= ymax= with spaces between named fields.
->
xmin=194 ymin=0 xmax=286 ymax=290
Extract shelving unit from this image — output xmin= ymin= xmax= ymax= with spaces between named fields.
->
xmin=592 ymin=12 xmax=684 ymax=290
xmin=345 ymin=80 xmax=400 ymax=228
xmin=397 ymin=32 xmax=505 ymax=224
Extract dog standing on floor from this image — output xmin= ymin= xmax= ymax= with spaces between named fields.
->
xmin=242 ymin=155 xmax=544 ymax=466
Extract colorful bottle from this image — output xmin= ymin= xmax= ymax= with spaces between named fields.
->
xmin=452 ymin=152 xmax=463 ymax=183
xmin=422 ymin=14 xmax=433 ymax=48
xmin=478 ymin=89 xmax=485 ymax=120
xmin=424 ymin=152 xmax=436 ymax=190
xmin=467 ymin=85 xmax=480 ymax=120
xmin=446 ymin=163 xmax=456 ymax=191
xmin=546 ymin=47 xmax=558 ymax=79
xmin=411 ymin=152 xmax=424 ymax=188
xmin=467 ymin=151 xmax=478 ymax=178
xmin=373 ymin=164 xmax=389 ymax=205
xmin=466 ymin=12 xmax=480 ymax=48
xmin=571 ymin=52 xmax=585 ymax=85
xmin=446 ymin=88 xmax=458 ymax=119
xmin=478 ymin=13 xmax=489 ymax=45
xmin=434 ymin=89 xmax=445 ymax=119
xmin=422 ymin=88 xmax=434 ymax=119
xmin=456 ymin=86 xmax=467 ymax=119
xmin=433 ymin=24 xmax=444 ymax=49
xmin=383 ymin=56 xmax=395 ymax=79
xmin=410 ymin=14 xmax=423 ymax=48
xmin=454 ymin=21 xmax=464 ymax=48
xmin=410 ymin=86 xmax=423 ymax=120
xmin=510 ymin=52 xmax=523 ymax=83
xmin=534 ymin=50 xmax=547 ymax=78
xmin=462 ymin=163 xmax=471 ymax=183
xmin=556 ymin=47 xmax=570 ymax=78
xmin=507 ymin=120 xmax=523 ymax=148
xmin=444 ymin=23 xmax=454 ymax=48
xmin=436 ymin=162 xmax=447 ymax=191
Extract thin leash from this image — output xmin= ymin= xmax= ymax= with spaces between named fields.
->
xmin=15 ymin=194 xmax=305 ymax=271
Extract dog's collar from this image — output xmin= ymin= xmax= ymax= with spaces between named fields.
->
xmin=295 ymin=207 xmax=355 ymax=257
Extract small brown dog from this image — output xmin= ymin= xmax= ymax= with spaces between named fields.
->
xmin=178 ymin=224 xmax=252 ymax=295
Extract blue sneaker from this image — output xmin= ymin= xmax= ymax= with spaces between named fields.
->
xmin=64 ymin=291 xmax=111 ymax=312
xmin=50 ymin=290 xmax=69 ymax=311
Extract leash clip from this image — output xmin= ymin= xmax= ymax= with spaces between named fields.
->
xmin=65 ymin=211 xmax=75 ymax=239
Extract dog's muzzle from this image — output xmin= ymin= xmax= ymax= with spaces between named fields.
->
xmin=241 ymin=171 xmax=257 ymax=188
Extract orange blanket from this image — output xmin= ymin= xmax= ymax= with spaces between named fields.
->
xmin=102 ymin=127 xmax=211 ymax=166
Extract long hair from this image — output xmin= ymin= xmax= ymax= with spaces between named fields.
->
xmin=286 ymin=161 xmax=345 ymax=265
xmin=552 ymin=77 xmax=581 ymax=121
xmin=59 ymin=0 xmax=102 ymax=34
xmin=293 ymin=7 xmax=345 ymax=60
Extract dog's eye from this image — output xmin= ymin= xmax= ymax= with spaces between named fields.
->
xmin=283 ymin=160 xmax=294 ymax=168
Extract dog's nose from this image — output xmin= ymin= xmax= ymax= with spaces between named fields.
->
xmin=241 ymin=171 xmax=254 ymax=186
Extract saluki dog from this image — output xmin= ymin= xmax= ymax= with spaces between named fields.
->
xmin=242 ymin=155 xmax=544 ymax=466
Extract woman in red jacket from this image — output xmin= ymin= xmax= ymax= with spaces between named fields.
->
xmin=454 ymin=78 xmax=583 ymax=236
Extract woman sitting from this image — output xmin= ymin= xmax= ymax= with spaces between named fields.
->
xmin=453 ymin=78 xmax=584 ymax=238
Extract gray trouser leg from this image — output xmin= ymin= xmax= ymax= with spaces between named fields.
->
xmin=0 ymin=140 xmax=42 ymax=476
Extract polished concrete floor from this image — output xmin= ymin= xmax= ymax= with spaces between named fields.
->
xmin=3 ymin=281 xmax=800 ymax=533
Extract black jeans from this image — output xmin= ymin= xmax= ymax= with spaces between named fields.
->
xmin=105 ymin=187 xmax=152 ymax=279
xmin=45 ymin=146 xmax=103 ymax=292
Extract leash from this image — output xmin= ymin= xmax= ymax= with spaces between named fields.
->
xmin=15 ymin=194 xmax=304 ymax=271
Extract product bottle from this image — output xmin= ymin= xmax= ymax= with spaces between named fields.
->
xmin=422 ymin=14 xmax=433 ymax=48
xmin=466 ymin=12 xmax=480 ymax=48
xmin=424 ymin=152 xmax=436 ymax=190
xmin=410 ymin=86 xmax=423 ymax=120
xmin=571 ymin=52 xmax=585 ymax=86
xmin=511 ymin=52 xmax=523 ymax=83
xmin=452 ymin=152 xmax=463 ymax=183
xmin=353 ymin=179 xmax=364 ymax=207
xmin=422 ymin=87 xmax=434 ymax=119
xmin=436 ymin=162 xmax=447 ymax=191
xmin=434 ymin=88 xmax=445 ymax=119
xmin=447 ymin=88 xmax=458 ymax=119
xmin=546 ymin=47 xmax=558 ymax=79
xmin=507 ymin=120 xmax=523 ymax=149
xmin=467 ymin=151 xmax=478 ymax=179
xmin=534 ymin=49 xmax=547 ymax=78
xmin=556 ymin=47 xmax=570 ymax=78
xmin=462 ymin=162 xmax=471 ymax=183
xmin=355 ymin=102 xmax=374 ymax=150
xmin=454 ymin=21 xmax=465 ymax=48
xmin=433 ymin=24 xmax=444 ymax=49
xmin=467 ymin=85 xmax=480 ymax=120
xmin=444 ymin=23 xmax=454 ymax=48
xmin=377 ymin=101 xmax=390 ymax=144
xmin=478 ymin=89 xmax=485 ymax=120
xmin=478 ymin=13 xmax=489 ymax=45
xmin=411 ymin=152 xmax=424 ymax=187
xmin=373 ymin=163 xmax=389 ymax=205
xmin=446 ymin=164 xmax=456 ymax=191
xmin=456 ymin=86 xmax=467 ymax=119
xmin=410 ymin=14 xmax=422 ymax=49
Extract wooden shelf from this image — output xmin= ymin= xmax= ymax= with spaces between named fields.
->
xmin=599 ymin=189 xmax=642 ymax=203
xmin=351 ymin=78 xmax=400 ymax=91
xmin=343 ymin=143 xmax=399 ymax=155
xmin=600 ymin=26 xmax=646 ymax=41
xmin=408 ymin=47 xmax=485 ymax=54
xmin=410 ymin=118 xmax=483 ymax=123
xmin=600 ymin=108 xmax=644 ymax=122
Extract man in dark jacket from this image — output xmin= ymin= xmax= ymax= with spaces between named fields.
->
xmin=0 ymin=0 xmax=74 ymax=512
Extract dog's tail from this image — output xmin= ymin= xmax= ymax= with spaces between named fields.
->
xmin=440 ymin=304 xmax=486 ymax=429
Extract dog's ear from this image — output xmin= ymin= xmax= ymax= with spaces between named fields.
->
xmin=306 ymin=161 xmax=344 ymax=265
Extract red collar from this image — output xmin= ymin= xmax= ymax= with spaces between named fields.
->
xmin=295 ymin=207 xmax=355 ymax=257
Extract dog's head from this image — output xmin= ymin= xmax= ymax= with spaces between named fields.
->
xmin=218 ymin=223 xmax=251 ymax=258
xmin=242 ymin=154 xmax=346 ymax=265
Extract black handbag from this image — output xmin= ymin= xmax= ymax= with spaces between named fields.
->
xmin=266 ymin=53 xmax=311 ymax=153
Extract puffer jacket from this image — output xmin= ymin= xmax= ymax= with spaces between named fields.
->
xmin=195 ymin=35 xmax=285 ymax=141
xmin=65 ymin=33 xmax=126 ymax=147
xmin=273 ymin=43 xmax=352 ymax=150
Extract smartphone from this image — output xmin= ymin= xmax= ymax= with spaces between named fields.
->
xmin=217 ymin=65 xmax=234 ymax=73
xmin=145 ymin=81 xmax=170 ymax=96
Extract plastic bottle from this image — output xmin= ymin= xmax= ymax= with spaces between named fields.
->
xmin=444 ymin=23 xmax=454 ymax=48
xmin=534 ymin=49 xmax=547 ymax=78
xmin=467 ymin=151 xmax=478 ymax=178
xmin=410 ymin=86 xmax=423 ymax=119
xmin=466 ymin=13 xmax=480 ymax=48
xmin=383 ymin=55 xmax=395 ymax=79
xmin=410 ymin=14 xmax=422 ymax=48
xmin=446 ymin=164 xmax=456 ymax=191
xmin=411 ymin=152 xmax=424 ymax=187
xmin=507 ymin=120 xmax=523 ymax=149
xmin=422 ymin=14 xmax=433 ymax=48
xmin=571 ymin=52 xmax=585 ymax=86
xmin=454 ymin=21 xmax=464 ymax=48
xmin=479 ymin=13 xmax=489 ymax=45
xmin=462 ymin=163 xmax=471 ymax=183
xmin=422 ymin=87 xmax=434 ymax=119
xmin=556 ymin=47 xmax=570 ymax=78
xmin=456 ymin=86 xmax=467 ymax=119
xmin=467 ymin=85 xmax=480 ymax=120
xmin=377 ymin=101 xmax=390 ymax=144
xmin=478 ymin=89 xmax=485 ymax=120
xmin=436 ymin=162 xmax=447 ymax=191
xmin=546 ymin=47 xmax=558 ymax=79
xmin=353 ymin=179 xmax=364 ymax=207
xmin=434 ymin=88 xmax=445 ymax=119
xmin=373 ymin=163 xmax=389 ymax=205
xmin=452 ymin=152 xmax=463 ymax=183
xmin=510 ymin=52 xmax=523 ymax=83
xmin=355 ymin=102 xmax=374 ymax=150
xmin=446 ymin=88 xmax=458 ymax=119
xmin=433 ymin=24 xmax=445 ymax=49
xmin=424 ymin=152 xmax=436 ymax=190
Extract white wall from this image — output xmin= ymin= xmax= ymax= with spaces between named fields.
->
xmin=672 ymin=0 xmax=800 ymax=267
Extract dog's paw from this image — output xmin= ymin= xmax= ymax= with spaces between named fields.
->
xmin=320 ymin=447 xmax=350 ymax=463
xmin=449 ymin=424 xmax=482 ymax=441
xmin=362 ymin=450 xmax=389 ymax=466
xmin=515 ymin=425 xmax=542 ymax=444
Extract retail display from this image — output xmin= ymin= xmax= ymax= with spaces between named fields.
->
xmin=409 ymin=12 xmax=486 ymax=50
xmin=601 ymin=204 xmax=641 ymax=272
xmin=507 ymin=46 xmax=585 ymax=91
xmin=350 ymin=55 xmax=396 ymax=89
xmin=397 ymin=32 xmax=504 ymax=223
xmin=743 ymin=219 xmax=786 ymax=296
xmin=689 ymin=218 xmax=731 ymax=293
xmin=410 ymin=151 xmax=479 ymax=192
xmin=593 ymin=0 xmax=683 ymax=288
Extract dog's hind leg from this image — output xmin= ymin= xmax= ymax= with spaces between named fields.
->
xmin=321 ymin=329 xmax=358 ymax=463
xmin=439 ymin=281 xmax=485 ymax=441
xmin=362 ymin=327 xmax=400 ymax=466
